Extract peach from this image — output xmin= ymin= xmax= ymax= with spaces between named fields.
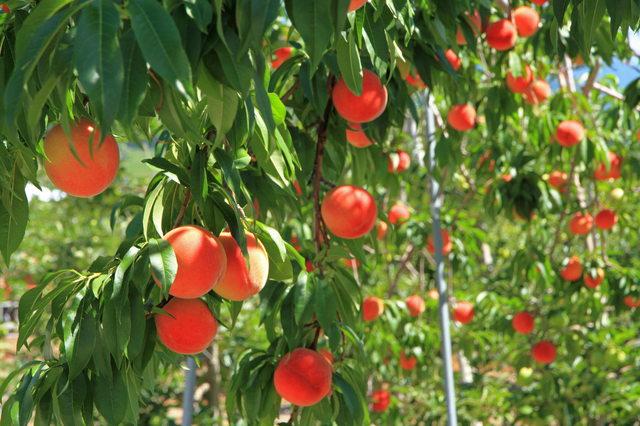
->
xmin=399 ymin=350 xmax=418 ymax=370
xmin=569 ymin=212 xmax=593 ymax=235
xmin=271 ymin=47 xmax=292 ymax=69
xmin=291 ymin=234 xmax=301 ymax=251
xmin=305 ymin=260 xmax=315 ymax=272
xmin=555 ymin=120 xmax=584 ymax=147
xmin=445 ymin=49 xmax=461 ymax=71
xmin=405 ymin=71 xmax=427 ymax=89
xmin=595 ymin=209 xmax=617 ymax=230
xmin=561 ymin=256 xmax=583 ymax=281
xmin=388 ymin=150 xmax=411 ymax=173
xmin=371 ymin=390 xmax=391 ymax=412
xmin=319 ymin=349 xmax=334 ymax=365
xmin=348 ymin=0 xmax=367 ymax=12
xmin=427 ymin=229 xmax=452 ymax=255
xmin=506 ymin=65 xmax=534 ymax=94
xmin=453 ymin=301 xmax=474 ymax=324
xmin=532 ymin=341 xmax=557 ymax=364
xmin=342 ymin=257 xmax=360 ymax=268
xmin=346 ymin=122 xmax=374 ymax=147
xmin=43 ymin=117 xmax=120 ymax=197
xmin=584 ymin=268 xmax=604 ymax=288
xmin=428 ymin=289 xmax=439 ymax=300
xmin=294 ymin=181 xmax=302 ymax=195
xmin=155 ymin=297 xmax=218 ymax=355
xmin=512 ymin=312 xmax=534 ymax=334
xmin=321 ymin=185 xmax=377 ymax=239
xmin=153 ymin=226 xmax=227 ymax=298
xmin=486 ymin=20 xmax=518 ymax=51
xmin=502 ymin=173 xmax=512 ymax=182
xmin=1 ymin=3 xmax=9 ymax=12
xmin=523 ymin=79 xmax=551 ymax=104
xmin=213 ymin=231 xmax=269 ymax=301
xmin=447 ymin=104 xmax=476 ymax=131
xmin=548 ymin=171 xmax=568 ymax=193
xmin=530 ymin=0 xmax=547 ymax=4
xmin=456 ymin=9 xmax=481 ymax=45
xmin=406 ymin=295 xmax=425 ymax=317
xmin=389 ymin=203 xmax=410 ymax=225
xmin=274 ymin=348 xmax=333 ymax=407
xmin=376 ymin=221 xmax=388 ymax=239
xmin=514 ymin=6 xmax=540 ymax=37
xmin=363 ymin=297 xmax=384 ymax=321
xmin=332 ymin=69 xmax=388 ymax=123
xmin=624 ymin=296 xmax=640 ymax=308
xmin=594 ymin=152 xmax=621 ymax=181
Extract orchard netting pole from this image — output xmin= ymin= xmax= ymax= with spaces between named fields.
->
xmin=424 ymin=93 xmax=458 ymax=425
xmin=182 ymin=357 xmax=198 ymax=426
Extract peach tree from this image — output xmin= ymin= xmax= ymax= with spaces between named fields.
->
xmin=0 ymin=0 xmax=639 ymax=425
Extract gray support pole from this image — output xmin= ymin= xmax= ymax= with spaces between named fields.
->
xmin=424 ymin=94 xmax=458 ymax=426
xmin=182 ymin=357 xmax=198 ymax=426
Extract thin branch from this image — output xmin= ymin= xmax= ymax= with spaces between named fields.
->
xmin=280 ymin=79 xmax=301 ymax=103
xmin=592 ymin=82 xmax=640 ymax=111
xmin=582 ymin=57 xmax=602 ymax=97
xmin=387 ymin=244 xmax=415 ymax=298
xmin=172 ymin=188 xmax=192 ymax=229
xmin=287 ymin=405 xmax=299 ymax=424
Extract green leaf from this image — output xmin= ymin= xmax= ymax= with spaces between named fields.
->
xmin=94 ymin=368 xmax=128 ymax=426
xmin=190 ymin=147 xmax=209 ymax=210
xmin=316 ymin=279 xmax=337 ymax=331
xmin=117 ymin=30 xmax=149 ymax=128
xmin=0 ymin=168 xmax=28 ymax=267
xmin=606 ymin=0 xmax=629 ymax=37
xmin=184 ymin=0 xmax=213 ymax=32
xmin=207 ymin=27 xmax=254 ymax=98
xmin=268 ymin=93 xmax=286 ymax=126
xmin=336 ymin=31 xmax=363 ymax=96
xmin=293 ymin=273 xmax=315 ymax=325
xmin=291 ymin=0 xmax=333 ymax=72
xmin=75 ymin=0 xmax=123 ymax=134
xmin=554 ymin=0 xmax=570 ymax=24
xmin=280 ymin=288 xmax=299 ymax=349
xmin=330 ymin=0 xmax=350 ymax=42
xmin=363 ymin=6 xmax=389 ymax=69
xmin=14 ymin=0 xmax=74 ymax=61
xmin=56 ymin=370 xmax=86 ymax=426
xmin=148 ymin=238 xmax=177 ymax=298
xmin=128 ymin=0 xmax=195 ymax=101
xmin=333 ymin=373 xmax=363 ymax=423
xmin=64 ymin=295 xmax=97 ymax=381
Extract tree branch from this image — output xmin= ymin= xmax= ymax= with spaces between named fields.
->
xmin=387 ymin=244 xmax=415 ymax=298
xmin=172 ymin=188 xmax=192 ymax=229
xmin=582 ymin=57 xmax=601 ymax=97
xmin=280 ymin=78 xmax=301 ymax=103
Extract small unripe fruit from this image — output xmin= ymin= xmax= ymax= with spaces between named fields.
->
xmin=453 ymin=302 xmax=474 ymax=323
xmin=388 ymin=150 xmax=411 ymax=173
xmin=569 ymin=212 xmax=593 ymax=235
xmin=363 ymin=297 xmax=385 ymax=321
xmin=321 ymin=185 xmax=377 ymax=239
xmin=523 ymin=79 xmax=551 ymax=104
xmin=213 ymin=231 xmax=269 ymax=301
xmin=406 ymin=295 xmax=425 ymax=317
xmin=348 ymin=0 xmax=367 ymax=12
xmin=274 ymin=348 xmax=333 ymax=407
xmin=605 ymin=347 xmax=627 ymax=367
xmin=486 ymin=20 xmax=518 ymax=51
xmin=532 ymin=341 xmax=557 ymax=364
xmin=427 ymin=229 xmax=452 ymax=255
xmin=399 ymin=350 xmax=418 ymax=370
xmin=371 ymin=390 xmax=391 ymax=412
xmin=517 ymin=367 xmax=534 ymax=386
xmin=153 ymin=226 xmax=227 ymax=299
xmin=447 ymin=104 xmax=476 ymax=131
xmin=506 ymin=65 xmax=534 ymax=94
xmin=376 ymin=221 xmax=388 ymax=239
xmin=43 ymin=118 xmax=120 ymax=197
xmin=388 ymin=203 xmax=410 ymax=225
xmin=548 ymin=171 xmax=568 ymax=193
xmin=346 ymin=122 xmax=374 ymax=148
xmin=445 ymin=49 xmax=461 ymax=71
xmin=332 ymin=69 xmax=388 ymax=123
xmin=512 ymin=312 xmax=534 ymax=334
xmin=548 ymin=312 xmax=568 ymax=329
xmin=155 ymin=297 xmax=218 ymax=355
xmin=584 ymin=268 xmax=604 ymax=288
xmin=271 ymin=47 xmax=292 ymax=69
xmin=595 ymin=209 xmax=617 ymax=230
xmin=514 ymin=6 xmax=540 ymax=37
xmin=555 ymin=120 xmax=584 ymax=147
xmin=561 ymin=256 xmax=583 ymax=281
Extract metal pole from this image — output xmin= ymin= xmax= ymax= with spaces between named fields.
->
xmin=425 ymin=93 xmax=458 ymax=426
xmin=182 ymin=357 xmax=198 ymax=426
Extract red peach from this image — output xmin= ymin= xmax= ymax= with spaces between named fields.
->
xmin=506 ymin=65 xmax=534 ymax=94
xmin=342 ymin=257 xmax=360 ymax=268
xmin=523 ymin=79 xmax=551 ymax=104
xmin=555 ymin=120 xmax=584 ymax=147
xmin=530 ymin=0 xmax=547 ymax=4
xmin=406 ymin=295 xmax=425 ymax=317
xmin=456 ymin=9 xmax=481 ymax=45
xmin=332 ymin=69 xmax=388 ymax=123
xmin=346 ymin=122 xmax=374 ymax=148
xmin=512 ymin=312 xmax=534 ymax=334
xmin=274 ymin=348 xmax=333 ymax=407
xmin=371 ymin=390 xmax=391 ymax=412
xmin=376 ymin=221 xmax=388 ymax=239
xmin=405 ymin=72 xmax=427 ymax=89
xmin=532 ymin=341 xmax=557 ymax=364
xmin=305 ymin=260 xmax=315 ymax=272
xmin=363 ymin=297 xmax=385 ymax=321
xmin=445 ymin=49 xmax=461 ymax=71
xmin=428 ymin=289 xmax=439 ymax=300
xmin=155 ymin=297 xmax=218 ymax=355
xmin=2 ymin=3 xmax=10 ymax=12
xmin=321 ymin=185 xmax=377 ymax=239
xmin=348 ymin=0 xmax=367 ymax=12
xmin=486 ymin=20 xmax=518 ymax=51
xmin=514 ymin=6 xmax=540 ymax=37
xmin=399 ymin=350 xmax=418 ymax=370
xmin=548 ymin=171 xmax=568 ymax=193
xmin=624 ymin=296 xmax=640 ymax=308
xmin=453 ymin=301 xmax=474 ymax=324
xmin=389 ymin=203 xmax=410 ymax=225
xmin=319 ymin=348 xmax=334 ymax=365
xmin=561 ymin=256 xmax=583 ymax=281
xmin=388 ymin=150 xmax=411 ymax=173
xmin=428 ymin=229 xmax=452 ymax=255
xmin=271 ymin=47 xmax=293 ymax=69
xmin=594 ymin=152 xmax=621 ymax=181
xmin=569 ymin=212 xmax=593 ymax=235
xmin=447 ymin=104 xmax=476 ymax=131
xmin=584 ymin=268 xmax=604 ymax=288
xmin=595 ymin=209 xmax=618 ymax=230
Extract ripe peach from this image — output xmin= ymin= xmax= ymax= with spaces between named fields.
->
xmin=271 ymin=47 xmax=292 ymax=69
xmin=595 ymin=209 xmax=618 ymax=230
xmin=561 ymin=256 xmax=583 ymax=281
xmin=530 ymin=0 xmax=547 ymax=4
xmin=332 ymin=69 xmax=388 ymax=123
xmin=447 ymin=104 xmax=476 ymax=131
xmin=532 ymin=341 xmax=557 ymax=364
xmin=569 ymin=212 xmax=593 ymax=235
xmin=2 ymin=3 xmax=9 ymax=12
xmin=445 ymin=49 xmax=461 ymax=71
xmin=512 ymin=312 xmax=534 ymax=334
xmin=427 ymin=229 xmax=452 ymax=255
xmin=213 ymin=231 xmax=269 ymax=301
xmin=406 ymin=295 xmax=425 ymax=317
xmin=155 ymin=297 xmax=217 ymax=355
xmin=348 ymin=0 xmax=367 ymax=12
xmin=371 ymin=389 xmax=391 ymax=412
xmin=342 ymin=257 xmax=360 ymax=268
xmin=388 ymin=150 xmax=411 ymax=173
xmin=506 ymin=65 xmax=534 ymax=94
xmin=346 ymin=122 xmax=374 ymax=147
xmin=319 ymin=349 xmax=334 ymax=365
xmin=555 ymin=120 xmax=584 ymax=147
xmin=376 ymin=221 xmax=388 ymax=239
xmin=43 ymin=117 xmax=120 ymax=197
xmin=363 ymin=297 xmax=385 ymax=321
xmin=294 ymin=181 xmax=302 ymax=196
xmin=548 ymin=171 xmax=568 ymax=193
xmin=594 ymin=152 xmax=621 ymax=181
xmin=584 ymin=268 xmax=604 ymax=288
xmin=274 ymin=348 xmax=333 ymax=407
xmin=523 ymin=79 xmax=551 ymax=104
xmin=399 ymin=350 xmax=418 ymax=370
xmin=153 ymin=226 xmax=227 ymax=299
xmin=321 ymin=185 xmax=377 ymax=239
xmin=456 ymin=9 xmax=481 ymax=45
xmin=428 ymin=289 xmax=439 ymax=300
xmin=389 ymin=203 xmax=410 ymax=225
xmin=514 ymin=6 xmax=540 ymax=37
xmin=486 ymin=20 xmax=518 ymax=51
xmin=305 ymin=260 xmax=315 ymax=272
xmin=291 ymin=234 xmax=301 ymax=252
xmin=405 ymin=71 xmax=427 ymax=89
xmin=624 ymin=296 xmax=640 ymax=308
xmin=453 ymin=302 xmax=474 ymax=324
